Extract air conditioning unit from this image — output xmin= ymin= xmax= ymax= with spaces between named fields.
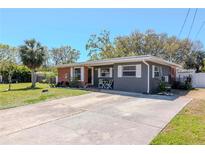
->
xmin=164 ymin=76 xmax=169 ymax=82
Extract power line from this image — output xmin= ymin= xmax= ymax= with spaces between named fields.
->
xmin=194 ymin=21 xmax=205 ymax=40
xmin=178 ymin=8 xmax=190 ymax=38
xmin=187 ymin=8 xmax=198 ymax=39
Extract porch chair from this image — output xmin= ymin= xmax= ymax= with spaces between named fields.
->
xmin=106 ymin=80 xmax=113 ymax=89
xmin=98 ymin=79 xmax=104 ymax=88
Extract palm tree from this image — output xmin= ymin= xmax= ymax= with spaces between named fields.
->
xmin=19 ymin=39 xmax=46 ymax=88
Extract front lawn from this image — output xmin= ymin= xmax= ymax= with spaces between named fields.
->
xmin=0 ymin=83 xmax=89 ymax=110
xmin=151 ymin=89 xmax=205 ymax=145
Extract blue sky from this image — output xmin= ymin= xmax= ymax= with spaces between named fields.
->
xmin=0 ymin=8 xmax=205 ymax=62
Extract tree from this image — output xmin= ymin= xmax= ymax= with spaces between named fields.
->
xmin=163 ymin=36 xmax=180 ymax=62
xmin=50 ymin=46 xmax=80 ymax=65
xmin=0 ymin=60 xmax=16 ymax=90
xmin=86 ymin=30 xmax=115 ymax=60
xmin=184 ymin=51 xmax=205 ymax=72
xmin=115 ymin=31 xmax=144 ymax=57
xmin=143 ymin=30 xmax=165 ymax=56
xmin=19 ymin=39 xmax=46 ymax=88
xmin=86 ymin=29 xmax=205 ymax=68
xmin=0 ymin=43 xmax=18 ymax=62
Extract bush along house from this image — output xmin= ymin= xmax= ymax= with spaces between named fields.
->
xmin=56 ymin=55 xmax=181 ymax=94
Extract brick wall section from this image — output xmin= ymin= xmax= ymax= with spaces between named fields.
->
xmin=57 ymin=67 xmax=70 ymax=82
xmin=171 ymin=67 xmax=176 ymax=80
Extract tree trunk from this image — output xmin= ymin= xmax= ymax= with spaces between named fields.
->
xmin=8 ymin=73 xmax=12 ymax=91
xmin=31 ymin=69 xmax=36 ymax=88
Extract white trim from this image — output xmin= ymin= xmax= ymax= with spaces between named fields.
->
xmin=56 ymin=55 xmax=181 ymax=68
xmin=152 ymin=65 xmax=155 ymax=78
xmin=143 ymin=60 xmax=150 ymax=94
xmin=81 ymin=67 xmax=84 ymax=81
xmin=109 ymin=67 xmax=113 ymax=78
xmin=70 ymin=67 xmax=73 ymax=81
xmin=135 ymin=64 xmax=141 ymax=78
xmin=118 ymin=65 xmax=122 ymax=78
xmin=91 ymin=67 xmax=94 ymax=85
xmin=121 ymin=65 xmax=137 ymax=78
xmin=98 ymin=67 xmax=112 ymax=78
xmin=98 ymin=68 xmax=101 ymax=78
xmin=152 ymin=65 xmax=161 ymax=78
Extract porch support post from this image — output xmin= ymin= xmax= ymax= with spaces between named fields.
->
xmin=81 ymin=66 xmax=84 ymax=82
xmin=143 ymin=60 xmax=150 ymax=94
xmin=91 ymin=67 xmax=94 ymax=85
xmin=83 ymin=66 xmax=88 ymax=84
xmin=70 ymin=67 xmax=73 ymax=81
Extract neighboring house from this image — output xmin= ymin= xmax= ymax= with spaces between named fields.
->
xmin=56 ymin=55 xmax=181 ymax=93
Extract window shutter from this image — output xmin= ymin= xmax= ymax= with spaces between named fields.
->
xmin=98 ymin=68 xmax=101 ymax=78
xmin=160 ymin=67 xmax=163 ymax=77
xmin=136 ymin=64 xmax=141 ymax=78
xmin=152 ymin=65 xmax=155 ymax=78
xmin=118 ymin=65 xmax=122 ymax=78
xmin=81 ymin=67 xmax=84 ymax=81
xmin=109 ymin=67 xmax=113 ymax=78
xmin=70 ymin=67 xmax=73 ymax=81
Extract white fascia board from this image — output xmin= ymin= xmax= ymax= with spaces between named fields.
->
xmin=149 ymin=56 xmax=182 ymax=68
xmin=56 ymin=55 xmax=181 ymax=68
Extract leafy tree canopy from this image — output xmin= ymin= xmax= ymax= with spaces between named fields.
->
xmin=19 ymin=39 xmax=46 ymax=70
xmin=50 ymin=45 xmax=80 ymax=65
xmin=19 ymin=39 xmax=46 ymax=88
xmin=85 ymin=29 xmax=205 ymax=71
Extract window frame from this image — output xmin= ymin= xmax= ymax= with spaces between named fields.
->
xmin=153 ymin=65 xmax=162 ymax=78
xmin=100 ymin=67 xmax=111 ymax=78
xmin=122 ymin=65 xmax=137 ymax=77
xmin=74 ymin=67 xmax=81 ymax=81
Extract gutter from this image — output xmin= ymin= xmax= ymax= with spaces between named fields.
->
xmin=142 ymin=60 xmax=150 ymax=94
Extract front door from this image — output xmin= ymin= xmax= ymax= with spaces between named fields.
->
xmin=88 ymin=68 xmax=92 ymax=84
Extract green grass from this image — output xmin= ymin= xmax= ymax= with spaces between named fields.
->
xmin=0 ymin=83 xmax=89 ymax=110
xmin=151 ymin=90 xmax=205 ymax=145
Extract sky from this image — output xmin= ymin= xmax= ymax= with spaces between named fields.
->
xmin=0 ymin=8 xmax=205 ymax=62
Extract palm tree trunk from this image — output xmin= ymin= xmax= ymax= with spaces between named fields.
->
xmin=31 ymin=69 xmax=36 ymax=88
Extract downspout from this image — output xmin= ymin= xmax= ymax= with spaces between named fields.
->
xmin=143 ymin=60 xmax=150 ymax=94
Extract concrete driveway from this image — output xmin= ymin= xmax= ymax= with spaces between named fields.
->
xmin=0 ymin=91 xmax=192 ymax=144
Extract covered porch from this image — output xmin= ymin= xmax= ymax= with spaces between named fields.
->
xmin=57 ymin=65 xmax=114 ymax=89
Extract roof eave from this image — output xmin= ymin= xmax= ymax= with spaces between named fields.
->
xmin=56 ymin=55 xmax=182 ymax=68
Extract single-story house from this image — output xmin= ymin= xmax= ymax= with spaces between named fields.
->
xmin=56 ymin=55 xmax=181 ymax=93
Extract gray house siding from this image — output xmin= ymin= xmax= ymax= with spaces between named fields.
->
xmin=92 ymin=62 xmax=172 ymax=93
xmin=113 ymin=62 xmax=148 ymax=93
xmin=148 ymin=62 xmax=171 ymax=93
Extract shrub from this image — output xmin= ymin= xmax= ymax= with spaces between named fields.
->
xmin=159 ymin=81 xmax=166 ymax=92
xmin=56 ymin=81 xmax=69 ymax=87
xmin=37 ymin=71 xmax=56 ymax=84
xmin=45 ymin=72 xmax=56 ymax=84
xmin=172 ymin=76 xmax=192 ymax=90
xmin=184 ymin=76 xmax=192 ymax=90
xmin=1 ymin=65 xmax=31 ymax=83
xmin=69 ymin=80 xmax=83 ymax=88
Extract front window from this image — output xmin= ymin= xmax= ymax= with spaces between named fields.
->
xmin=100 ymin=68 xmax=110 ymax=77
xmin=154 ymin=66 xmax=160 ymax=78
xmin=122 ymin=65 xmax=136 ymax=77
xmin=74 ymin=68 xmax=81 ymax=80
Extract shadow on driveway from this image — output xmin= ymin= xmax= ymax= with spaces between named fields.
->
xmin=83 ymin=88 xmax=189 ymax=101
